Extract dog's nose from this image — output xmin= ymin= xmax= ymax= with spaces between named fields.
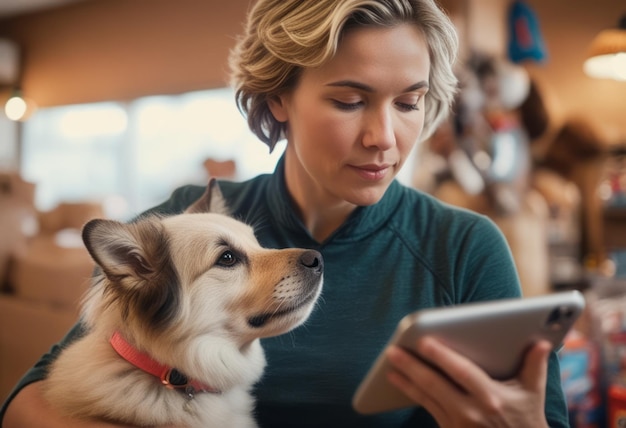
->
xmin=300 ymin=250 xmax=323 ymax=274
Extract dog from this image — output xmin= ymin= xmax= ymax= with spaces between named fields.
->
xmin=43 ymin=179 xmax=324 ymax=427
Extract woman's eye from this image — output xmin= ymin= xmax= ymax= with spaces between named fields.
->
xmin=397 ymin=102 xmax=419 ymax=112
xmin=217 ymin=250 xmax=238 ymax=267
xmin=332 ymin=99 xmax=363 ymax=111
xmin=333 ymin=99 xmax=419 ymax=112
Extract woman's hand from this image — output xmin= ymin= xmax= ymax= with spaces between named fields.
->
xmin=385 ymin=337 xmax=552 ymax=428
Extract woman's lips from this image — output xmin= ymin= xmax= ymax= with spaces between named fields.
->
xmin=350 ymin=164 xmax=391 ymax=181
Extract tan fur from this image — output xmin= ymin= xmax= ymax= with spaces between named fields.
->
xmin=42 ymin=183 xmax=323 ymax=427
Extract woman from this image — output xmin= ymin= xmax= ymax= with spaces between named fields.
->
xmin=2 ymin=0 xmax=568 ymax=426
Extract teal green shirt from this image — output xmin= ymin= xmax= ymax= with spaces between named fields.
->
xmin=1 ymin=158 xmax=569 ymax=427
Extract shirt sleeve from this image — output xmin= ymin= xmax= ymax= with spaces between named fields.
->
xmin=545 ymin=352 xmax=570 ymax=428
xmin=459 ymin=215 xmax=570 ymax=427
xmin=0 ymin=322 xmax=86 ymax=421
xmin=454 ymin=213 xmax=523 ymax=303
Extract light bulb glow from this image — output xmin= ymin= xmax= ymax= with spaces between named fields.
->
xmin=584 ymin=52 xmax=626 ymax=81
xmin=5 ymin=96 xmax=27 ymax=121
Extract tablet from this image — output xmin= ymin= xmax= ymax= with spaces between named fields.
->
xmin=352 ymin=290 xmax=585 ymax=415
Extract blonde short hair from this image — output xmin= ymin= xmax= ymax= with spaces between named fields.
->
xmin=229 ymin=0 xmax=459 ymax=151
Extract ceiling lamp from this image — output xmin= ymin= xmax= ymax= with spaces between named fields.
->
xmin=584 ymin=14 xmax=626 ymax=81
xmin=4 ymin=88 xmax=37 ymax=121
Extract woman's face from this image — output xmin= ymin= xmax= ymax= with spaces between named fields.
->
xmin=269 ymin=23 xmax=431 ymax=208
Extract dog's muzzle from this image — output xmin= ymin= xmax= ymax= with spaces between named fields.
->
xmin=247 ymin=250 xmax=323 ymax=328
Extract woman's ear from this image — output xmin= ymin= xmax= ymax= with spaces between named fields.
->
xmin=267 ymin=94 xmax=289 ymax=123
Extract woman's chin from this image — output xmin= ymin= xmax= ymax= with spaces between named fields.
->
xmin=345 ymin=186 xmax=390 ymax=207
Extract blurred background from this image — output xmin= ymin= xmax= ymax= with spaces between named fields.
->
xmin=1 ymin=1 xmax=626 ymax=426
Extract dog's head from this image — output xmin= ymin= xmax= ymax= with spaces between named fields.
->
xmin=81 ymin=179 xmax=323 ymax=347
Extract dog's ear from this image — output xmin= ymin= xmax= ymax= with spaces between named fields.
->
xmin=82 ymin=218 xmax=180 ymax=328
xmin=185 ymin=178 xmax=230 ymax=215
xmin=82 ymin=218 xmax=166 ymax=284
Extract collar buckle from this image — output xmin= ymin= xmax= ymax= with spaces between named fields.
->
xmin=161 ymin=368 xmax=190 ymax=390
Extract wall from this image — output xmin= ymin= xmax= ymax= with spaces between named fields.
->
xmin=0 ymin=115 xmax=18 ymax=169
xmin=526 ymin=0 xmax=626 ymax=142
xmin=0 ymin=0 xmax=624 ymax=138
xmin=0 ymin=0 xmax=252 ymax=107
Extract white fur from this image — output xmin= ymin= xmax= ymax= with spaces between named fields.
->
xmin=43 ymin=203 xmax=323 ymax=427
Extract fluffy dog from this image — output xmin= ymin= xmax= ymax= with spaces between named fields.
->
xmin=43 ymin=180 xmax=324 ymax=427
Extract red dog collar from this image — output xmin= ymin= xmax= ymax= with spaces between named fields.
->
xmin=109 ymin=331 xmax=220 ymax=397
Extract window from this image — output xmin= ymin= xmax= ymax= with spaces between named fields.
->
xmin=21 ymin=88 xmax=285 ymax=220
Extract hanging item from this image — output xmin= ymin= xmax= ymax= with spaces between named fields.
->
xmin=507 ymin=0 xmax=548 ymax=63
xmin=583 ymin=14 xmax=626 ymax=81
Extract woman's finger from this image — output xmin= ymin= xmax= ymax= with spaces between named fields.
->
xmin=385 ymin=345 xmax=467 ymax=419
xmin=518 ymin=340 xmax=552 ymax=392
xmin=415 ymin=336 xmax=494 ymax=399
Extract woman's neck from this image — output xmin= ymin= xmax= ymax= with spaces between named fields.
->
xmin=283 ymin=154 xmax=357 ymax=243
xmin=299 ymin=202 xmax=355 ymax=243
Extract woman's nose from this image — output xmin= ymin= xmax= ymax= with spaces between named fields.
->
xmin=362 ymin=107 xmax=396 ymax=150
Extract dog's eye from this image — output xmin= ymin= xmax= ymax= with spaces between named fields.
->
xmin=217 ymin=250 xmax=237 ymax=267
